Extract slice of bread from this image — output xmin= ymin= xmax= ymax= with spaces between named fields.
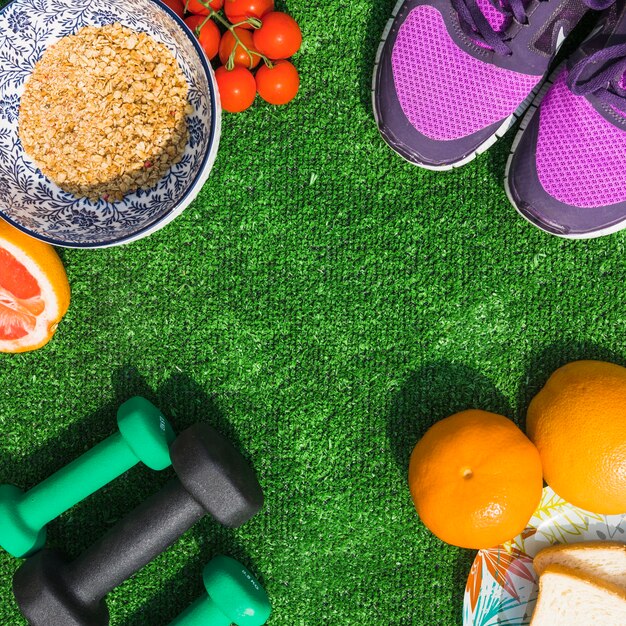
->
xmin=533 ymin=541 xmax=626 ymax=590
xmin=530 ymin=564 xmax=626 ymax=625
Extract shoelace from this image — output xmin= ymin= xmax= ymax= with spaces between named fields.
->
xmin=568 ymin=42 xmax=626 ymax=112
xmin=452 ymin=0 xmax=614 ymax=56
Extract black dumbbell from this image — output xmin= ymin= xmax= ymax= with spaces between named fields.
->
xmin=13 ymin=423 xmax=264 ymax=626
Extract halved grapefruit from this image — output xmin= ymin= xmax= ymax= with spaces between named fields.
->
xmin=0 ymin=220 xmax=70 ymax=353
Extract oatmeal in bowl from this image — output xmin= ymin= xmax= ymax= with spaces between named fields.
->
xmin=20 ymin=24 xmax=193 ymax=204
xmin=0 ymin=0 xmax=220 ymax=248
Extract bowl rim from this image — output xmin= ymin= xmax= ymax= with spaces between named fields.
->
xmin=0 ymin=0 xmax=221 ymax=248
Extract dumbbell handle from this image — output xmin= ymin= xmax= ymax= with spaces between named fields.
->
xmin=64 ymin=478 xmax=204 ymax=605
xmin=16 ymin=433 xmax=139 ymax=531
xmin=169 ymin=597 xmax=229 ymax=626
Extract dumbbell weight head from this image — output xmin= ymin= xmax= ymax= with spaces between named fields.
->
xmin=117 ymin=396 xmax=175 ymax=470
xmin=170 ymin=556 xmax=271 ymax=626
xmin=0 ymin=396 xmax=175 ymax=558
xmin=170 ymin=425 xmax=264 ymax=528
xmin=10 ymin=550 xmax=102 ymax=626
xmin=0 ymin=485 xmax=47 ymax=559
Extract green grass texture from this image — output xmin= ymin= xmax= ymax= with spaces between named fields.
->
xmin=1 ymin=0 xmax=624 ymax=624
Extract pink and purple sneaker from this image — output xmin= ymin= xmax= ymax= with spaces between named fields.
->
xmin=373 ymin=0 xmax=598 ymax=170
xmin=506 ymin=1 xmax=626 ymax=237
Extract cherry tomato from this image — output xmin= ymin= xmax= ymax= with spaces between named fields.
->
xmin=185 ymin=0 xmax=223 ymax=16
xmin=253 ymin=12 xmax=302 ymax=59
xmin=161 ymin=0 xmax=185 ymax=18
xmin=224 ymin=0 xmax=274 ymax=29
xmin=255 ymin=60 xmax=299 ymax=105
xmin=215 ymin=66 xmax=257 ymax=113
xmin=218 ymin=28 xmax=261 ymax=69
xmin=185 ymin=16 xmax=221 ymax=60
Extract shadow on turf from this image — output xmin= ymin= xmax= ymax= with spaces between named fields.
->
xmin=387 ymin=343 xmax=626 ymax=475
xmin=517 ymin=339 xmax=626 ymax=415
xmin=0 ymin=366 xmax=157 ymax=499
xmin=125 ymin=372 xmax=264 ymax=626
xmin=358 ymin=0 xmax=397 ymax=115
xmin=124 ymin=532 xmax=258 ymax=626
xmin=386 ymin=361 xmax=512 ymax=475
xmin=386 ymin=361 xmax=512 ymax=622
xmin=0 ymin=367 xmax=263 ymax=623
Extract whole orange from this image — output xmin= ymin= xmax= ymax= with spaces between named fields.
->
xmin=408 ymin=409 xmax=543 ymax=549
xmin=527 ymin=360 xmax=626 ymax=514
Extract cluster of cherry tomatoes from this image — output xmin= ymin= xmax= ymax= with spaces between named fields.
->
xmin=163 ymin=0 xmax=302 ymax=113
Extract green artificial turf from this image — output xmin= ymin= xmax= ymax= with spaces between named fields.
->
xmin=1 ymin=0 xmax=625 ymax=624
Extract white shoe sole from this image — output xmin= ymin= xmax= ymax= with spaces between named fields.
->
xmin=503 ymin=61 xmax=626 ymax=240
xmin=371 ymin=0 xmax=553 ymax=171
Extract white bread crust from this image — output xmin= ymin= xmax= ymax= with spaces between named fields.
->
xmin=531 ymin=564 xmax=626 ymax=626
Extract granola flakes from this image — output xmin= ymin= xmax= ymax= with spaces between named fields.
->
xmin=18 ymin=23 xmax=193 ymax=203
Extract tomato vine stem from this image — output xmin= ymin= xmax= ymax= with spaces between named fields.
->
xmin=186 ymin=0 xmax=274 ymax=69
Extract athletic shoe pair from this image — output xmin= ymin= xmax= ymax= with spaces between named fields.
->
xmin=373 ymin=0 xmax=626 ymax=238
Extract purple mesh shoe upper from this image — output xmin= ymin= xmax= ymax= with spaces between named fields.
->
xmin=536 ymin=70 xmax=626 ymax=207
xmin=507 ymin=0 xmax=626 ymax=236
xmin=391 ymin=6 xmax=540 ymax=141
xmin=374 ymin=0 xmax=592 ymax=167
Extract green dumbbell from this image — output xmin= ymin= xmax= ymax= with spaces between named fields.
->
xmin=0 ymin=396 xmax=175 ymax=558
xmin=170 ymin=556 xmax=271 ymax=626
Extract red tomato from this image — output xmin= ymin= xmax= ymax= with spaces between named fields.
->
xmin=215 ymin=66 xmax=257 ymax=113
xmin=161 ymin=0 xmax=185 ymax=18
xmin=224 ymin=0 xmax=274 ymax=29
xmin=185 ymin=0 xmax=223 ymax=16
xmin=185 ymin=16 xmax=221 ymax=60
xmin=255 ymin=60 xmax=299 ymax=105
xmin=218 ymin=28 xmax=261 ymax=69
xmin=253 ymin=12 xmax=302 ymax=59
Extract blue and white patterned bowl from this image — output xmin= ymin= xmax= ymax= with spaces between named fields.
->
xmin=0 ymin=0 xmax=220 ymax=248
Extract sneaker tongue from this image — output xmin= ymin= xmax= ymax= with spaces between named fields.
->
xmin=475 ymin=0 xmax=509 ymax=32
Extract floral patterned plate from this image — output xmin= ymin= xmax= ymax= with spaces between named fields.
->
xmin=463 ymin=486 xmax=626 ymax=625
xmin=0 ymin=0 xmax=220 ymax=247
